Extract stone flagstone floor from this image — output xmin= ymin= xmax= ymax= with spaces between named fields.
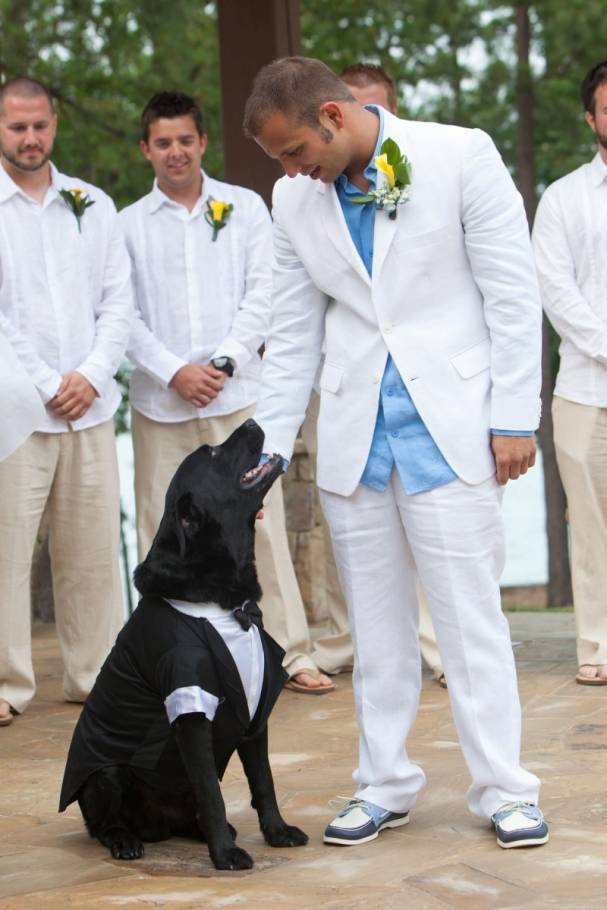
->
xmin=1 ymin=612 xmax=606 ymax=909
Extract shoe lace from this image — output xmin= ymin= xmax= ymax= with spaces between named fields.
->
xmin=328 ymin=796 xmax=368 ymax=818
xmin=494 ymin=801 xmax=540 ymax=822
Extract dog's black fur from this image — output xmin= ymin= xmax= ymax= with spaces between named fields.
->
xmin=59 ymin=419 xmax=308 ymax=870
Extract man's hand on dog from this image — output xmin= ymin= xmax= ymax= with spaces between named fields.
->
xmin=170 ymin=363 xmax=227 ymax=407
xmin=49 ymin=371 xmax=97 ymax=421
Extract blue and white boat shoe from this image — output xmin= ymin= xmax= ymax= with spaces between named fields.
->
xmin=323 ymin=797 xmax=410 ymax=846
xmin=491 ymin=802 xmax=549 ymax=848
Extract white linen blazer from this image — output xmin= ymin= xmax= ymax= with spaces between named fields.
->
xmin=255 ymin=112 xmax=542 ymax=496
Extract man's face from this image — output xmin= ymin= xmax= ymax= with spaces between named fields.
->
xmin=585 ymin=82 xmax=607 ymax=152
xmin=255 ymin=107 xmax=351 ymax=183
xmin=346 ymin=81 xmax=397 ymax=115
xmin=0 ymin=93 xmax=57 ymax=173
xmin=140 ymin=115 xmax=207 ymax=192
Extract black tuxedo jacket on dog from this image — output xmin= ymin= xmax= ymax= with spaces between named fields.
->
xmin=59 ymin=596 xmax=287 ymax=812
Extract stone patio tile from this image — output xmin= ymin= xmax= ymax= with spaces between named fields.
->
xmin=0 ymin=616 xmax=604 ymax=908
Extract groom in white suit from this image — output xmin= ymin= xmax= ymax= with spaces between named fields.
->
xmin=244 ymin=57 xmax=548 ymax=849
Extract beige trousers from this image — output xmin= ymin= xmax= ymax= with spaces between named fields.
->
xmin=131 ymin=407 xmax=318 ymax=678
xmin=553 ymin=396 xmax=607 ymax=666
xmin=0 ymin=422 xmax=124 ymax=713
xmin=301 ymin=392 xmax=444 ymax=678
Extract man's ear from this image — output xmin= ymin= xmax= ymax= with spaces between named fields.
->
xmin=140 ymin=139 xmax=152 ymax=161
xmin=319 ymin=101 xmax=345 ymax=130
xmin=174 ymin=493 xmax=204 ymax=558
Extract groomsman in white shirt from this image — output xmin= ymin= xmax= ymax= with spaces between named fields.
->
xmin=121 ymin=91 xmax=333 ymax=694
xmin=533 ymin=61 xmax=607 ymax=686
xmin=0 ymin=78 xmax=131 ymax=727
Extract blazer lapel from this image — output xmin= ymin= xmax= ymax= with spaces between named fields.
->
xmin=318 ymin=181 xmax=372 ymax=288
xmin=372 ymin=113 xmax=411 ymax=281
xmin=198 ymin=620 xmax=251 ymax=730
xmin=244 ymin=630 xmax=288 ymax=738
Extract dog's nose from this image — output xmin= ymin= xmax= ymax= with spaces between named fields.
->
xmin=243 ymin=418 xmax=259 ymax=431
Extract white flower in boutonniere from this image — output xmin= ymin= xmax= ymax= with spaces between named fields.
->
xmin=59 ymin=187 xmax=95 ymax=233
xmin=204 ymin=196 xmax=234 ymax=241
xmin=351 ymin=138 xmax=412 ymax=220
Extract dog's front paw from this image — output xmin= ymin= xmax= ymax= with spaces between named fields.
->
xmin=263 ymin=823 xmax=309 ymax=848
xmin=211 ymin=845 xmax=254 ymax=871
xmin=109 ymin=832 xmax=144 ymax=860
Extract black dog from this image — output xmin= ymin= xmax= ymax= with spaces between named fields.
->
xmin=59 ymin=419 xmax=308 ymax=870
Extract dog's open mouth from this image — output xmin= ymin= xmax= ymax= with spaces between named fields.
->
xmin=240 ymin=454 xmax=282 ymax=490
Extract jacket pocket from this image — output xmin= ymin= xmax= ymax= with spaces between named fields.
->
xmin=319 ymin=362 xmax=343 ymax=394
xmin=450 ymin=337 xmax=491 ymax=378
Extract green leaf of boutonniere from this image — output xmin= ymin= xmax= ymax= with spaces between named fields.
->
xmin=380 ymin=137 xmax=402 ymax=167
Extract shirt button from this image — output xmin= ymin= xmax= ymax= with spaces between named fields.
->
xmin=387 ymin=389 xmax=394 ymax=397
xmin=391 ymin=431 xmax=398 ymax=438
xmin=373 ymin=373 xmax=381 ymax=383
xmin=384 ymin=324 xmax=392 ymax=334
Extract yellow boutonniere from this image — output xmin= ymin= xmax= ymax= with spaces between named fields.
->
xmin=60 ymin=187 xmax=95 ymax=233
xmin=351 ymin=138 xmax=412 ymax=219
xmin=375 ymin=154 xmax=395 ymax=189
xmin=205 ymin=196 xmax=234 ymax=241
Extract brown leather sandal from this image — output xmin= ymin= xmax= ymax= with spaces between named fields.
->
xmin=575 ymin=665 xmax=607 ymax=686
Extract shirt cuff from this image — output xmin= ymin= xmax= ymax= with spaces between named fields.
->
xmin=36 ymin=371 xmax=63 ymax=404
xmin=212 ymin=338 xmax=252 ymax=374
xmin=491 ymin=429 xmax=534 ymax=436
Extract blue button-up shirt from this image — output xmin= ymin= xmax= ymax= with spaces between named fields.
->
xmin=335 ymin=108 xmax=456 ymax=494
xmin=334 ymin=107 xmax=531 ymax=494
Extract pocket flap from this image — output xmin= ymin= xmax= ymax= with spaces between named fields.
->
xmin=450 ymin=338 xmax=491 ymax=379
xmin=319 ymin=362 xmax=343 ymax=394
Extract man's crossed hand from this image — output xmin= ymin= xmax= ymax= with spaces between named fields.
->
xmin=491 ymin=434 xmax=536 ymax=485
xmin=169 ymin=363 xmax=226 ymax=407
xmin=49 ymin=371 xmax=97 ymax=422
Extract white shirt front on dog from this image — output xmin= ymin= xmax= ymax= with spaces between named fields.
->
xmin=166 ymin=600 xmax=265 ymax=723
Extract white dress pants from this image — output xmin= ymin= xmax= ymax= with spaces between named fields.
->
xmin=320 ymin=473 xmax=540 ymax=820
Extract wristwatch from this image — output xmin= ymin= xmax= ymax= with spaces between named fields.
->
xmin=211 ymin=356 xmax=234 ymax=377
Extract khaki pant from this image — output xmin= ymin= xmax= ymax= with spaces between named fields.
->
xmin=131 ymin=407 xmax=318 ymax=678
xmin=553 ymin=396 xmax=607 ymax=666
xmin=0 ymin=422 xmax=124 ymax=713
xmin=301 ymin=392 xmax=444 ymax=677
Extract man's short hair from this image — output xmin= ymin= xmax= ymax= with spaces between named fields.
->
xmin=243 ymin=56 xmax=354 ymax=137
xmin=0 ymin=77 xmax=54 ymax=114
xmin=340 ymin=63 xmax=397 ymax=113
xmin=140 ymin=91 xmax=205 ymax=143
xmin=581 ymin=61 xmax=607 ymax=114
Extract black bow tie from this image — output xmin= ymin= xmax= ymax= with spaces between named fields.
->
xmin=232 ymin=600 xmax=264 ymax=631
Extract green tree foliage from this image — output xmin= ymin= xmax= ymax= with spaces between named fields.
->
xmin=0 ymin=0 xmax=222 ymax=209
xmin=301 ymin=0 xmax=602 ymax=183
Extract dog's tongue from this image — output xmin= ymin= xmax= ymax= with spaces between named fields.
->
xmin=241 ymin=455 xmax=280 ymax=489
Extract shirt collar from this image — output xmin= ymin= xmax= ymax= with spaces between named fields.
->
xmin=335 ymin=104 xmax=384 ymax=193
xmin=148 ymin=168 xmax=212 ymax=215
xmin=589 ymin=151 xmax=607 ymax=187
xmin=0 ymin=160 xmax=62 ymax=205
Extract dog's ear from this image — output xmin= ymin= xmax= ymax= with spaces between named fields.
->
xmin=174 ymin=492 xmax=204 ymax=558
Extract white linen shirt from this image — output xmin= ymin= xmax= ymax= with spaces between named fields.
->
xmin=120 ymin=172 xmax=272 ymax=422
xmin=0 ymin=162 xmax=133 ymax=433
xmin=533 ymin=153 xmax=607 ymax=406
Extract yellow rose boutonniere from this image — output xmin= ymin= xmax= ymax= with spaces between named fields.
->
xmin=351 ymin=138 xmax=412 ymax=219
xmin=205 ymin=196 xmax=234 ymax=241
xmin=59 ymin=187 xmax=95 ymax=233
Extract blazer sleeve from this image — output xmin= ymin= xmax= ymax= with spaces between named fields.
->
xmin=253 ymin=191 xmax=329 ymax=460
xmin=461 ymin=129 xmax=542 ymax=431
